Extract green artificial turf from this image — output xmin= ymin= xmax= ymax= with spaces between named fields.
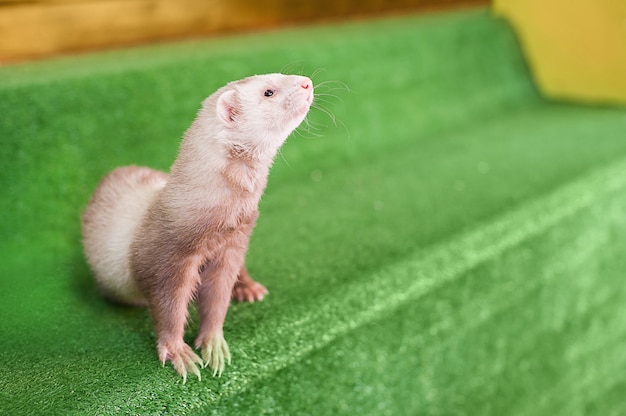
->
xmin=1 ymin=7 xmax=626 ymax=415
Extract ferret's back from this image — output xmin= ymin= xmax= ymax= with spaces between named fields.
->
xmin=81 ymin=166 xmax=168 ymax=305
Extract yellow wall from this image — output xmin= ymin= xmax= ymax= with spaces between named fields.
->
xmin=494 ymin=0 xmax=626 ymax=104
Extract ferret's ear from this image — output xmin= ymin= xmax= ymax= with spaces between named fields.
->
xmin=217 ymin=90 xmax=240 ymax=126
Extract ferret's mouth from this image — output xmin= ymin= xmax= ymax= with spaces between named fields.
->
xmin=298 ymin=101 xmax=312 ymax=117
xmin=288 ymin=85 xmax=314 ymax=120
xmin=301 ymin=90 xmax=314 ymax=113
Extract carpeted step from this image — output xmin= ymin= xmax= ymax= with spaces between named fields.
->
xmin=1 ymin=7 xmax=625 ymax=415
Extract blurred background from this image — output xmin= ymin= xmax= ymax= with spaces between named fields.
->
xmin=0 ymin=0 xmax=485 ymax=62
xmin=1 ymin=0 xmax=624 ymax=102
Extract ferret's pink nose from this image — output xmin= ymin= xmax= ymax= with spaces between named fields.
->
xmin=299 ymin=77 xmax=313 ymax=90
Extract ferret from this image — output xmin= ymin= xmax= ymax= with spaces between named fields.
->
xmin=81 ymin=73 xmax=314 ymax=382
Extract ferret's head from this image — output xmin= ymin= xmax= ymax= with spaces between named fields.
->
xmin=213 ymin=73 xmax=313 ymax=152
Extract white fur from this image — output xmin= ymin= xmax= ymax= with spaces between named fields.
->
xmin=82 ymin=167 xmax=167 ymax=305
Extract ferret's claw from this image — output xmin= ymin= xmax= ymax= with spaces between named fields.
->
xmin=158 ymin=341 xmax=203 ymax=382
xmin=201 ymin=342 xmax=213 ymax=369
xmin=196 ymin=334 xmax=231 ymax=377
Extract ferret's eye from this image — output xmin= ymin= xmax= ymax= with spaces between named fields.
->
xmin=264 ymin=89 xmax=275 ymax=97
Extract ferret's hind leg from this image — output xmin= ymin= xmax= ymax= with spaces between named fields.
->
xmin=232 ymin=266 xmax=268 ymax=302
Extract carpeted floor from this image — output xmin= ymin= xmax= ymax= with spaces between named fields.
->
xmin=1 ymin=7 xmax=625 ymax=415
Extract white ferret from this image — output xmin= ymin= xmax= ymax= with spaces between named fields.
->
xmin=82 ymin=74 xmax=314 ymax=381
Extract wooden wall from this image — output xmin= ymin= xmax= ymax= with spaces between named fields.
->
xmin=0 ymin=0 xmax=485 ymax=62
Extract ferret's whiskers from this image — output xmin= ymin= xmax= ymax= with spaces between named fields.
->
xmin=310 ymin=67 xmax=327 ymax=80
xmin=313 ymin=93 xmax=341 ymax=101
xmin=313 ymin=95 xmax=342 ymax=106
xmin=297 ymin=128 xmax=325 ymax=140
xmin=308 ymin=74 xmax=352 ymax=139
xmin=304 ymin=118 xmax=326 ymax=135
xmin=304 ymin=117 xmax=325 ymax=132
xmin=294 ymin=116 xmax=325 ymax=139
xmin=314 ymin=91 xmax=342 ymax=98
xmin=312 ymin=100 xmax=351 ymax=140
xmin=314 ymin=80 xmax=353 ymax=94
xmin=337 ymin=118 xmax=351 ymax=140
xmin=281 ymin=61 xmax=304 ymax=75
xmin=277 ymin=146 xmax=291 ymax=167
xmin=312 ymin=102 xmax=337 ymax=126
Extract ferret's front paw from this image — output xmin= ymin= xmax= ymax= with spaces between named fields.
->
xmin=194 ymin=333 xmax=231 ymax=377
xmin=158 ymin=341 xmax=203 ymax=383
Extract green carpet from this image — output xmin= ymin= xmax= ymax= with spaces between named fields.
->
xmin=1 ymin=7 xmax=626 ymax=415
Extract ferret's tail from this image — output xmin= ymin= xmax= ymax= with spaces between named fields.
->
xmin=81 ymin=166 xmax=168 ymax=306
